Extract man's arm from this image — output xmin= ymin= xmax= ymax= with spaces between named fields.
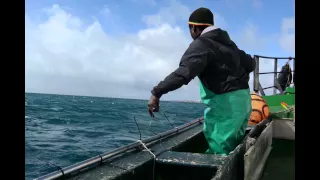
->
xmin=239 ymin=49 xmax=256 ymax=73
xmin=151 ymin=40 xmax=209 ymax=98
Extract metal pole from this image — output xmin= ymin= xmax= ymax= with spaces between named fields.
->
xmin=253 ymin=55 xmax=259 ymax=93
xmin=293 ymin=58 xmax=295 ymax=86
xmin=254 ymin=55 xmax=293 ymax=60
xmin=273 ymin=58 xmax=278 ymax=94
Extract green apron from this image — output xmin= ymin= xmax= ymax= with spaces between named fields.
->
xmin=199 ymin=80 xmax=251 ymax=155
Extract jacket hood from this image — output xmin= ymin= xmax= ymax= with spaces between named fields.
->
xmin=200 ymin=27 xmax=235 ymax=46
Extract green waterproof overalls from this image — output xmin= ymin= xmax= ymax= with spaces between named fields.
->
xmin=199 ymin=80 xmax=252 ymax=155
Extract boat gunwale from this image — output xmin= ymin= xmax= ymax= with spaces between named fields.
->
xmin=35 ymin=117 xmax=205 ymax=180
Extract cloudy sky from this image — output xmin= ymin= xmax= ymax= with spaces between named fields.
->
xmin=25 ymin=0 xmax=295 ymax=101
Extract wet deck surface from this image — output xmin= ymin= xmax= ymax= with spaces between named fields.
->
xmin=261 ymin=139 xmax=295 ymax=180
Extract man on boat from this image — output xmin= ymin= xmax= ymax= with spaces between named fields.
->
xmin=148 ymin=7 xmax=256 ymax=155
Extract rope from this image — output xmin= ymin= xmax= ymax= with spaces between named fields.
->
xmin=270 ymin=106 xmax=295 ymax=126
xmin=137 ymin=140 xmax=156 ymax=180
xmin=271 ymin=106 xmax=294 ymax=115
xmin=35 ymin=158 xmax=65 ymax=176
xmin=279 ymin=118 xmax=294 ymax=120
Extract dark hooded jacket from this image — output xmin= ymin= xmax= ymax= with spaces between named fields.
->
xmin=151 ymin=28 xmax=256 ymax=98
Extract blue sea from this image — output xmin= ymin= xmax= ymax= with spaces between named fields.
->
xmin=25 ymin=93 xmax=205 ymax=180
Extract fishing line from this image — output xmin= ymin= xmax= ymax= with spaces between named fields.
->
xmin=133 ymin=116 xmax=158 ymax=137
xmin=147 ymin=111 xmax=179 ymax=147
xmin=25 ymin=143 xmax=65 ymax=176
xmin=137 ymin=140 xmax=156 ymax=180
xmin=162 ymin=111 xmax=180 ymax=146
xmin=32 ymin=139 xmax=91 ymax=177
xmin=148 ymin=117 xmax=154 ymax=129
xmin=134 ymin=116 xmax=142 ymax=140
xmin=132 ymin=116 xmax=157 ymax=179
xmin=132 ymin=116 xmax=164 ymax=151
xmin=35 ymin=158 xmax=65 ymax=176
xmin=126 ymin=121 xmax=157 ymax=136
xmin=145 ymin=129 xmax=158 ymax=136
xmin=162 ymin=112 xmax=175 ymax=129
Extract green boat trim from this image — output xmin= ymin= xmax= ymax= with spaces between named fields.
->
xmin=263 ymin=87 xmax=295 ymax=119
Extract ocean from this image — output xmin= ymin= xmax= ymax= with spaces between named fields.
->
xmin=25 ymin=93 xmax=205 ymax=180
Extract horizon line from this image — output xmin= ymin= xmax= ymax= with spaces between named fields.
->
xmin=25 ymin=92 xmax=201 ymax=103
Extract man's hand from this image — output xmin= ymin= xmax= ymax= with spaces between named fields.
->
xmin=148 ymin=95 xmax=160 ymax=118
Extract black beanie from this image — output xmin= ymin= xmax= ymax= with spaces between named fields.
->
xmin=188 ymin=7 xmax=214 ymax=26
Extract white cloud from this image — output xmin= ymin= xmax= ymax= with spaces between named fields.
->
xmin=239 ymin=16 xmax=295 ymax=95
xmin=231 ymin=22 xmax=281 ymax=95
xmin=213 ymin=13 xmax=228 ymax=29
xmin=142 ymin=1 xmax=190 ymax=27
xmin=25 ymin=3 xmax=279 ymax=100
xmin=237 ymin=22 xmax=268 ymax=51
xmin=279 ymin=17 xmax=295 ymax=54
xmin=26 ymin=4 xmax=200 ymax=100
xmin=100 ymin=6 xmax=111 ymax=15
xmin=142 ymin=2 xmax=228 ymax=29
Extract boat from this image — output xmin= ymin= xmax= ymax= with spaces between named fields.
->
xmin=35 ymin=55 xmax=295 ymax=180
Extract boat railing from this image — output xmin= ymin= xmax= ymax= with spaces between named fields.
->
xmin=253 ymin=55 xmax=295 ymax=96
xmin=35 ymin=117 xmax=204 ymax=180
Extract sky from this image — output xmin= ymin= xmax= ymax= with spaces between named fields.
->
xmin=25 ymin=0 xmax=295 ymax=101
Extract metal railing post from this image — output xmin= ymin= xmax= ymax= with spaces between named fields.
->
xmin=253 ymin=55 xmax=259 ymax=93
xmin=293 ymin=58 xmax=295 ymax=86
xmin=253 ymin=55 xmax=294 ymax=95
xmin=273 ymin=58 xmax=278 ymax=94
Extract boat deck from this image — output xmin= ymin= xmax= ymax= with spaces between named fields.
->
xmin=260 ymin=139 xmax=295 ymax=180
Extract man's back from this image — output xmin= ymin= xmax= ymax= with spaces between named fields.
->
xmin=185 ymin=28 xmax=254 ymax=95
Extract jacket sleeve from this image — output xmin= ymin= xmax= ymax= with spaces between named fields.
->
xmin=151 ymin=40 xmax=209 ymax=98
xmin=239 ymin=49 xmax=256 ymax=73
